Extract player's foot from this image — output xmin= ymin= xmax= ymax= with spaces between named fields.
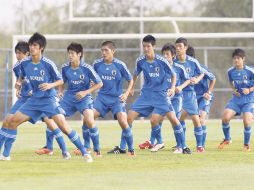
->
xmin=94 ymin=150 xmax=102 ymax=158
xmin=107 ymin=146 xmax=126 ymax=154
xmin=171 ymin=145 xmax=177 ymax=150
xmin=83 ymin=154 xmax=93 ymax=163
xmin=196 ymin=146 xmax=205 ymax=153
xmin=73 ymin=148 xmax=91 ymax=156
xmin=243 ymin=144 xmax=251 ymax=152
xmin=128 ymin=150 xmax=136 ymax=157
xmin=62 ymin=152 xmax=71 ymax=160
xmin=139 ymin=140 xmax=154 ymax=149
xmin=183 ymin=147 xmax=192 ymax=154
xmin=0 ymin=154 xmax=11 ymax=161
xmin=218 ymin=139 xmax=232 ymax=149
xmin=173 ymin=147 xmax=183 ymax=154
xmin=35 ymin=146 xmax=53 ymax=155
xmin=150 ymin=143 xmax=165 ymax=152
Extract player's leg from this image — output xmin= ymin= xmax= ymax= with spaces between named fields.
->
xmin=0 ymin=111 xmax=30 ymax=160
xmin=199 ymin=110 xmax=208 ymax=147
xmin=116 ymin=112 xmax=135 ymax=156
xmin=242 ymin=103 xmax=253 ymax=151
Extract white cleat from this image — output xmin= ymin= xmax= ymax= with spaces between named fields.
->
xmin=62 ymin=152 xmax=71 ymax=160
xmin=173 ymin=148 xmax=183 ymax=154
xmin=0 ymin=154 xmax=11 ymax=161
xmin=150 ymin=143 xmax=165 ymax=152
xmin=83 ymin=154 xmax=93 ymax=163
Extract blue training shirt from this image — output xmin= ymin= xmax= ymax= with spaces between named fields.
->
xmin=62 ymin=61 xmax=101 ymax=102
xmin=20 ymin=56 xmax=62 ymax=98
xmin=93 ymin=58 xmax=132 ymax=97
xmin=195 ymin=64 xmax=216 ymax=96
xmin=228 ymin=65 xmax=254 ymax=103
xmin=174 ymin=55 xmax=204 ymax=91
xmin=134 ymin=54 xmax=176 ymax=92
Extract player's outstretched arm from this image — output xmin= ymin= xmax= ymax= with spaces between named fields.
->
xmin=120 ymin=79 xmax=134 ymax=102
xmin=175 ymin=79 xmax=191 ymax=93
xmin=39 ymin=80 xmax=64 ymax=91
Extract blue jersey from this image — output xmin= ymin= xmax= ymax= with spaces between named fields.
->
xmin=195 ymin=64 xmax=216 ymax=96
xmin=93 ymin=58 xmax=132 ymax=97
xmin=134 ymin=54 xmax=176 ymax=92
xmin=20 ymin=56 xmax=62 ymax=98
xmin=167 ymin=62 xmax=190 ymax=96
xmin=228 ymin=65 xmax=254 ymax=103
xmin=174 ymin=55 xmax=204 ymax=91
xmin=13 ymin=60 xmax=32 ymax=97
xmin=62 ymin=61 xmax=101 ymax=102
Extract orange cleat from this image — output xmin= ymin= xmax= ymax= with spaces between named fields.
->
xmin=218 ymin=139 xmax=231 ymax=149
xmin=35 ymin=147 xmax=53 ymax=155
xmin=138 ymin=140 xmax=154 ymax=149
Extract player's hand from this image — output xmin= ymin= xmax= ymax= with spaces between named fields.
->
xmin=232 ymin=89 xmax=240 ymax=97
xmin=167 ymin=88 xmax=175 ymax=97
xmin=15 ymin=82 xmax=22 ymax=90
xmin=242 ymin=88 xmax=250 ymax=95
xmin=76 ymin=91 xmax=88 ymax=100
xmin=203 ymin=92 xmax=211 ymax=100
xmin=190 ymin=77 xmax=198 ymax=85
xmin=39 ymin=83 xmax=53 ymax=91
xmin=58 ymin=92 xmax=64 ymax=100
xmin=175 ymin=86 xmax=182 ymax=93
xmin=129 ymin=88 xmax=135 ymax=96
xmin=90 ymin=81 xmax=95 ymax=87
xmin=16 ymin=89 xmax=21 ymax=98
xmin=120 ymin=93 xmax=128 ymax=103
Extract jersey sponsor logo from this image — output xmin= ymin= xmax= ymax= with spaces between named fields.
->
xmin=155 ymin=67 xmax=160 ymax=72
xmin=112 ymin=70 xmax=117 ymax=76
xmin=101 ymin=75 xmax=115 ymax=80
xmin=148 ymin=73 xmax=160 ymax=77
xmin=80 ymin=74 xmax=85 ymax=80
xmin=30 ymin=76 xmax=44 ymax=81
xmin=40 ymin=70 xmax=45 ymax=76
xmin=71 ymin=80 xmax=84 ymax=85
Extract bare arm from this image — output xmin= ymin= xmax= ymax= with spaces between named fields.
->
xmin=203 ymin=78 xmax=216 ymax=100
xmin=175 ymin=79 xmax=191 ymax=93
xmin=76 ymin=82 xmax=103 ymax=100
xmin=190 ymin=73 xmax=205 ymax=85
xmin=39 ymin=80 xmax=64 ymax=91
xmin=120 ymin=79 xmax=134 ymax=102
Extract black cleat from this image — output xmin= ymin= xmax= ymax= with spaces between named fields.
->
xmin=107 ymin=146 xmax=126 ymax=154
xmin=183 ymin=147 xmax=192 ymax=154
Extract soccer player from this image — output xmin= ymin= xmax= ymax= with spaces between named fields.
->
xmin=187 ymin=46 xmax=216 ymax=148
xmin=218 ymin=48 xmax=254 ymax=151
xmin=139 ymin=43 xmax=190 ymax=153
xmin=109 ymin=35 xmax=190 ymax=154
xmin=91 ymin=41 xmax=135 ymax=155
xmin=174 ymin=37 xmax=205 ymax=153
xmin=0 ymin=33 xmax=92 ymax=162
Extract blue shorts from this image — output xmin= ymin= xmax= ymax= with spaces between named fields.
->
xmin=94 ymin=95 xmax=126 ymax=119
xmin=171 ymin=95 xmax=183 ymax=119
xmin=131 ymin=90 xmax=174 ymax=117
xmin=60 ymin=95 xmax=93 ymax=117
xmin=226 ymin=99 xmax=254 ymax=115
xmin=10 ymin=96 xmax=30 ymax=114
xmin=19 ymin=96 xmax=65 ymax=124
xmin=197 ymin=94 xmax=213 ymax=114
xmin=182 ymin=91 xmax=199 ymax=115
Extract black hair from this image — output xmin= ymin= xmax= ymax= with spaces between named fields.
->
xmin=101 ymin=41 xmax=116 ymax=50
xmin=232 ymin=48 xmax=245 ymax=58
xmin=28 ymin=32 xmax=47 ymax=53
xmin=175 ymin=37 xmax=188 ymax=46
xmin=15 ymin=41 xmax=29 ymax=54
xmin=161 ymin=43 xmax=176 ymax=56
xmin=142 ymin=35 xmax=156 ymax=46
xmin=67 ymin=42 xmax=83 ymax=59
xmin=186 ymin=45 xmax=195 ymax=58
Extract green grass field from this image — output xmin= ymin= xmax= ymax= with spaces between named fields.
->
xmin=0 ymin=120 xmax=254 ymax=190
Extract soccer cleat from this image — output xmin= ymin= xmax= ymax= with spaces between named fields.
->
xmin=173 ymin=147 xmax=183 ymax=154
xmin=62 ymin=152 xmax=71 ymax=160
xmin=94 ymin=150 xmax=102 ymax=158
xmin=128 ymin=150 xmax=136 ymax=157
xmin=139 ymin=140 xmax=154 ymax=149
xmin=83 ymin=154 xmax=93 ymax=163
xmin=107 ymin=146 xmax=126 ymax=154
xmin=218 ymin=139 xmax=232 ymax=149
xmin=243 ymin=144 xmax=251 ymax=152
xmin=183 ymin=147 xmax=192 ymax=154
xmin=35 ymin=147 xmax=53 ymax=155
xmin=73 ymin=148 xmax=91 ymax=156
xmin=196 ymin=147 xmax=205 ymax=153
xmin=150 ymin=143 xmax=165 ymax=152
xmin=0 ymin=154 xmax=11 ymax=161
